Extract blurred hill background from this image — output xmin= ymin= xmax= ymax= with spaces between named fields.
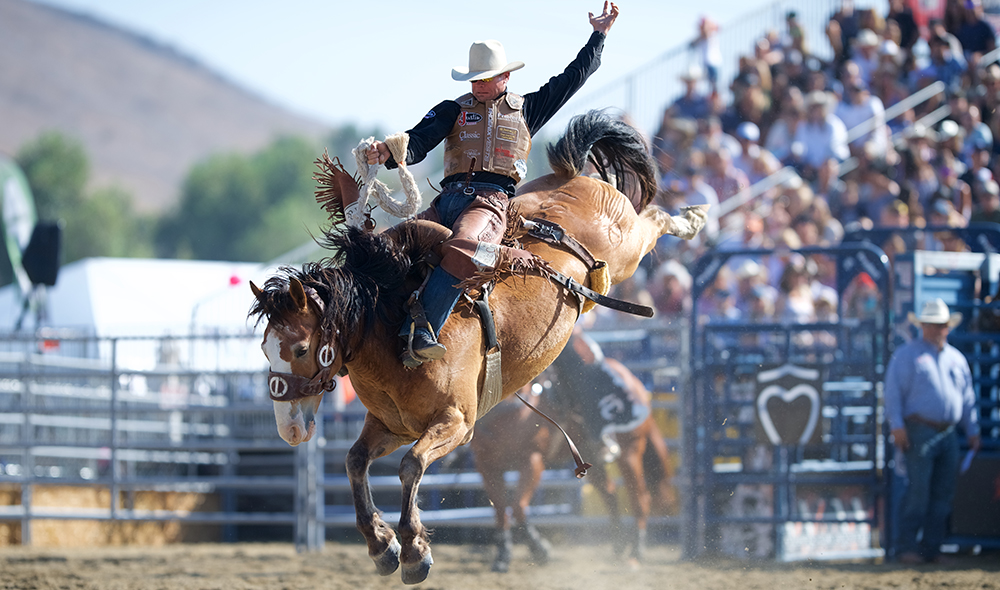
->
xmin=0 ymin=0 xmax=397 ymax=281
xmin=0 ymin=0 xmax=326 ymax=213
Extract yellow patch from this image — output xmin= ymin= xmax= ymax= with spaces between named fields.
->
xmin=497 ymin=126 xmax=518 ymax=142
xmin=583 ymin=261 xmax=610 ymax=313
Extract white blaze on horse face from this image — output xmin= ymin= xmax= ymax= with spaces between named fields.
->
xmin=264 ymin=327 xmax=315 ymax=446
xmin=263 ymin=329 xmax=292 ymax=373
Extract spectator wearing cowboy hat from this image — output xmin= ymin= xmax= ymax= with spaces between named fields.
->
xmin=885 ymin=298 xmax=980 ymax=564
xmin=365 ymin=2 xmax=620 ymax=367
xmin=668 ymin=63 xmax=712 ymax=121
xmin=791 ymin=90 xmax=849 ymax=179
xmin=852 ymin=28 xmax=881 ymax=87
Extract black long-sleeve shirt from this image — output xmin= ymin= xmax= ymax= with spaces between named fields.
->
xmin=387 ymin=31 xmax=606 ymax=193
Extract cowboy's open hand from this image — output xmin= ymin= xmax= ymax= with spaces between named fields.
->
xmin=590 ymin=2 xmax=619 ymax=34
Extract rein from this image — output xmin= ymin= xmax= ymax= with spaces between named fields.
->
xmin=515 ymin=391 xmax=593 ymax=478
xmin=472 ymin=286 xmax=592 ymax=479
xmin=267 ymin=286 xmax=340 ymax=403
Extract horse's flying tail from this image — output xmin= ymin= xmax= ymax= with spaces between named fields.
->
xmin=545 ymin=110 xmax=659 ymax=210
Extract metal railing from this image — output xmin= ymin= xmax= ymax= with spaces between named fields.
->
xmin=714 ymin=79 xmax=949 ymax=239
xmin=544 ymin=0 xmax=889 ymax=140
xmin=0 ymin=325 xmax=689 ymax=550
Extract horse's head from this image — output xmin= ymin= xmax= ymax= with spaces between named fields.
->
xmin=250 ymin=276 xmax=342 ymax=446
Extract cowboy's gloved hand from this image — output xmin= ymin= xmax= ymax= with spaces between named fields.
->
xmin=367 ymin=141 xmax=390 ymax=166
xmin=589 ymin=1 xmax=619 ymax=34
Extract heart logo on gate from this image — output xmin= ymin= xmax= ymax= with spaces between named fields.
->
xmin=756 ymin=383 xmax=820 ymax=446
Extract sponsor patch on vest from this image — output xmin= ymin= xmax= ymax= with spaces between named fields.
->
xmin=514 ymin=159 xmax=527 ymax=178
xmin=458 ymin=112 xmax=482 ymax=126
xmin=464 ymin=149 xmax=481 ymax=159
xmin=459 ymin=130 xmax=481 ymax=140
xmin=424 ymin=110 xmax=435 ymax=119
xmin=497 ymin=126 xmax=518 ymax=142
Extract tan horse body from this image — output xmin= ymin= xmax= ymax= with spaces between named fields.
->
xmin=250 ymin=114 xmax=705 ymax=584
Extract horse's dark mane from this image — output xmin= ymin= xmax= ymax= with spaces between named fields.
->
xmin=249 ymin=225 xmax=422 ymax=359
xmin=546 ymin=110 xmax=659 ymax=211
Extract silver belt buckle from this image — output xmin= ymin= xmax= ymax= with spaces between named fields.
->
xmin=463 ymin=185 xmax=476 ymax=195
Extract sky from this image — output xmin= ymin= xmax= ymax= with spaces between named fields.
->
xmin=34 ymin=0 xmax=781 ymax=134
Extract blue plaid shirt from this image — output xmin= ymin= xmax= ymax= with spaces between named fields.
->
xmin=884 ymin=337 xmax=978 ymax=435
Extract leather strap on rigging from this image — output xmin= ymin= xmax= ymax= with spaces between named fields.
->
xmin=473 ymin=288 xmax=503 ymax=417
xmin=523 ymin=218 xmax=598 ymax=270
xmin=547 ymin=269 xmax=654 ymax=317
xmin=522 ymin=217 xmax=653 ymax=317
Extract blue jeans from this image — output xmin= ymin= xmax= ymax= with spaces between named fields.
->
xmin=895 ymin=421 xmax=959 ymax=558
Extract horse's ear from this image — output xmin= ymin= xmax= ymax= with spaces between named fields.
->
xmin=249 ymin=281 xmax=263 ymax=300
xmin=288 ymin=277 xmax=309 ymax=312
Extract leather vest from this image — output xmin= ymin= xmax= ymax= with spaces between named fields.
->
xmin=443 ymin=92 xmax=532 ymax=183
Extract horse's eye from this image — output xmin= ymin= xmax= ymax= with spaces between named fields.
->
xmin=294 ymin=347 xmax=309 ymax=359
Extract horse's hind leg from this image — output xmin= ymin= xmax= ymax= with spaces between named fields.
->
xmin=513 ymin=451 xmax=552 ymax=565
xmin=590 ymin=463 xmax=628 ymax=557
xmin=397 ymin=408 xmax=473 ymax=585
xmin=618 ymin=433 xmax=652 ymax=563
xmin=346 ymin=415 xmax=406 ymax=576
xmin=640 ymin=204 xmax=709 ymax=241
xmin=477 ymin=449 xmax=513 ymax=572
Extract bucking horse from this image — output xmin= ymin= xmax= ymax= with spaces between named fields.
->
xmin=248 ymin=111 xmax=706 ymax=584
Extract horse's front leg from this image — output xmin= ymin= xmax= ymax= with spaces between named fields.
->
xmin=397 ymin=407 xmax=473 ymax=585
xmin=346 ymin=414 xmax=407 ymax=576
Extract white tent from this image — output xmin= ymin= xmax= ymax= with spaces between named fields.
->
xmin=0 ymin=257 xmax=274 ymax=336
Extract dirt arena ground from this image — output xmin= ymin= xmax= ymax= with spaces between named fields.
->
xmin=2 ymin=541 xmax=999 ymax=590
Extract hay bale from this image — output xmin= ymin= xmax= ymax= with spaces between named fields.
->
xmin=0 ymin=485 xmax=220 ymax=547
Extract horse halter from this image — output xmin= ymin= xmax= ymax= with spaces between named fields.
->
xmin=267 ymin=285 xmax=340 ymax=403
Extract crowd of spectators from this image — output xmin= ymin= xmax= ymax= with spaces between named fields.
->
xmin=593 ymin=0 xmax=1000 ymax=336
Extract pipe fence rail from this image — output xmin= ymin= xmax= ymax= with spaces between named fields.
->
xmin=0 ymin=325 xmax=689 ymax=551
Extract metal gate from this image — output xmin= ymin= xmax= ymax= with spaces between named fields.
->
xmin=683 ymin=244 xmax=892 ymax=561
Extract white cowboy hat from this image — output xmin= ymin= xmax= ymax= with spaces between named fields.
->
xmin=679 ymin=63 xmax=704 ymax=81
xmin=907 ymin=298 xmax=963 ymax=328
xmin=451 ymin=40 xmax=524 ymax=82
xmin=854 ymin=28 xmax=879 ymax=48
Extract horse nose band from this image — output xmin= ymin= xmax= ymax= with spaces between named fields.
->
xmin=267 ymin=339 xmax=339 ymax=402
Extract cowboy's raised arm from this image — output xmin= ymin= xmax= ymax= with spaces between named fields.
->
xmin=522 ymin=14 xmax=611 ymax=135
xmin=590 ymin=2 xmax=619 ymax=34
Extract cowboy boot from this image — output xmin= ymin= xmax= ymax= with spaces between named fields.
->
xmin=400 ymin=267 xmax=463 ymax=368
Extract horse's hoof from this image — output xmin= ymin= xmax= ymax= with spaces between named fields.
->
xmin=491 ymin=558 xmax=511 ymax=573
xmin=521 ymin=525 xmax=552 ymax=565
xmin=372 ymin=538 xmax=401 ymax=576
xmin=400 ymin=553 xmax=433 ymax=585
xmin=631 ymin=528 xmax=648 ymax=563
